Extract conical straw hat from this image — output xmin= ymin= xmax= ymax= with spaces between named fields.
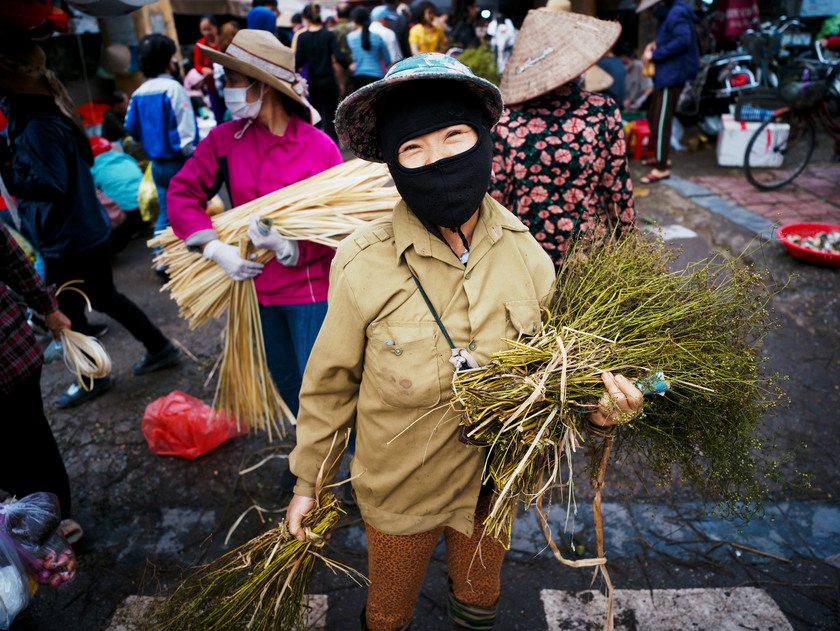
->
xmin=584 ymin=64 xmax=614 ymax=92
xmin=499 ymin=8 xmax=622 ymax=105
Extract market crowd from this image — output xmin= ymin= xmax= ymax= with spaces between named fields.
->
xmin=1 ymin=0 xmax=731 ymax=628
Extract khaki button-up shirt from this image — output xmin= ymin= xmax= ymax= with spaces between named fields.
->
xmin=290 ymin=194 xmax=555 ymax=536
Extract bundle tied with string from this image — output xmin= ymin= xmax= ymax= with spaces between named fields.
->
xmin=150 ymin=159 xmax=398 ymax=436
xmin=55 ymin=281 xmax=112 ymax=390
xmin=452 ymin=229 xmax=786 ymax=629
xmin=149 ymin=159 xmax=399 ymax=330
xmin=147 ymin=432 xmax=366 ymax=631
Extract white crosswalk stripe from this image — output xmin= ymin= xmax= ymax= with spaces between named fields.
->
xmin=540 ymin=586 xmax=793 ymax=631
xmin=641 ymin=223 xmax=699 ymax=240
xmin=108 ymin=588 xmax=794 ymax=630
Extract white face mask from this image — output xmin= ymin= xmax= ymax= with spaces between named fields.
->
xmin=224 ymin=80 xmax=264 ymax=119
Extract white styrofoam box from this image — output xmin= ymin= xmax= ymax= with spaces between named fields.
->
xmin=716 ymin=114 xmax=790 ymax=168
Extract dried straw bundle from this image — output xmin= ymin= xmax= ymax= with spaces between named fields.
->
xmin=55 ymin=281 xmax=112 ymax=390
xmin=60 ymin=329 xmax=111 ymax=390
xmin=148 ymin=435 xmax=364 ymax=631
xmin=215 ymin=241 xmax=293 ymax=438
xmin=149 ymin=159 xmax=398 ymax=329
xmin=453 ymin=230 xmax=783 ymax=543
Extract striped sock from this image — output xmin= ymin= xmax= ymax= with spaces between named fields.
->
xmin=448 ymin=585 xmax=498 ymax=630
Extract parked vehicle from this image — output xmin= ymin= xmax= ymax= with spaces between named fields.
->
xmin=677 ymin=51 xmax=758 ymax=136
xmin=678 ymin=16 xmax=812 ymax=137
xmin=743 ymin=42 xmax=840 ymax=190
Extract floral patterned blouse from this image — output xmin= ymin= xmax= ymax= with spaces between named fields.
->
xmin=489 ymin=82 xmax=636 ymax=266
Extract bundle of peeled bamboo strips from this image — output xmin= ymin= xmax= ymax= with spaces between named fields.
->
xmin=55 ymin=281 xmax=112 ymax=390
xmin=453 ymin=229 xmax=783 ymax=543
xmin=149 ymin=159 xmax=399 ymax=329
xmin=215 ymin=240 xmax=292 ymax=438
xmin=147 ymin=433 xmax=365 ymax=631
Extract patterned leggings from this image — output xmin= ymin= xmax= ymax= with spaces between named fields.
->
xmin=364 ymin=494 xmax=506 ymax=630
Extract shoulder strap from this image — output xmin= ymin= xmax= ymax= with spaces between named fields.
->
xmin=408 ymin=267 xmax=479 ymax=372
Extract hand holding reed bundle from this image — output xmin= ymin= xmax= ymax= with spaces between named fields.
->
xmin=148 ymin=434 xmax=364 ymax=631
xmin=55 ymin=281 xmax=112 ymax=390
xmin=150 ymin=159 xmax=399 ymax=329
xmin=214 ymin=240 xmax=292 ymax=439
xmin=453 ymin=230 xmax=785 ymax=542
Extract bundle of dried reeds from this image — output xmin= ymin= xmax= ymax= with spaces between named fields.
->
xmin=453 ymin=230 xmax=785 ymax=543
xmin=148 ymin=434 xmax=364 ymax=631
xmin=149 ymin=159 xmax=398 ymax=329
xmin=215 ymin=240 xmax=292 ymax=438
xmin=55 ymin=281 xmax=112 ymax=390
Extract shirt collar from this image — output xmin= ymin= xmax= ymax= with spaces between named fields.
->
xmin=393 ymin=194 xmax=528 ymax=264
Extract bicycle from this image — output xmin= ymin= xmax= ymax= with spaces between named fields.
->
xmin=743 ymin=45 xmax=840 ymax=190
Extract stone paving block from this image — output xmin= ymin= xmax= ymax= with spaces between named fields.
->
xmin=793 ymin=200 xmax=840 ymax=222
xmin=690 ymin=195 xmax=777 ymax=237
xmin=747 ymin=204 xmax=788 ymax=222
xmin=541 ymin=587 xmax=794 ymax=631
xmin=770 ymin=191 xmax=819 ymax=205
xmin=729 ymin=189 xmax=782 ymax=207
xmin=661 ymin=175 xmax=713 ymax=198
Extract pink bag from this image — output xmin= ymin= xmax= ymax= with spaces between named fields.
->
xmin=142 ymin=391 xmax=247 ymax=459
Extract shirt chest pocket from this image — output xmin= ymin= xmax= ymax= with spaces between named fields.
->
xmin=365 ymin=321 xmax=442 ymax=409
xmin=504 ymin=299 xmax=543 ymax=339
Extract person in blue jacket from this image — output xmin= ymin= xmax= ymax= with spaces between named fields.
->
xmin=125 ymin=33 xmax=197 ymax=278
xmin=0 ymin=40 xmax=181 ymax=408
xmin=637 ymin=0 xmax=699 ymax=184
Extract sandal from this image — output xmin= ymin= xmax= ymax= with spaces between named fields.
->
xmin=60 ymin=518 xmax=84 ymax=544
xmin=639 ymin=171 xmax=670 ymax=184
xmin=642 ymin=157 xmax=672 ymax=167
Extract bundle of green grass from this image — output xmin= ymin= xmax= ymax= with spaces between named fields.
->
xmin=452 ymin=230 xmax=787 ymax=542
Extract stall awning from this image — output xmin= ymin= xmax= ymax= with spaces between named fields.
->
xmin=169 ymin=0 xmax=251 ymax=17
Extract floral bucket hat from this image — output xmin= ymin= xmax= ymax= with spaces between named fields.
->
xmin=335 ymin=53 xmax=504 ymax=163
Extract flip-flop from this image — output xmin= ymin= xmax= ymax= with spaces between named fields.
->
xmin=639 ymin=172 xmax=670 ymax=185
xmin=642 ymin=158 xmax=672 ymax=167
xmin=60 ymin=518 xmax=84 ymax=544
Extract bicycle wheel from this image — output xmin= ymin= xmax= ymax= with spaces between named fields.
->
xmin=744 ymin=112 xmax=815 ymax=190
xmin=820 ymin=93 xmax=840 ymax=134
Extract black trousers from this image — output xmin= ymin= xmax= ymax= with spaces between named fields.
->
xmin=308 ymin=80 xmax=339 ymax=144
xmin=44 ymin=242 xmax=168 ymax=354
xmin=0 ymin=367 xmax=72 ymax=518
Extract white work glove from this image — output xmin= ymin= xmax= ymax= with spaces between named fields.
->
xmin=247 ymin=214 xmax=300 ymax=267
xmin=203 ymin=239 xmax=264 ymax=281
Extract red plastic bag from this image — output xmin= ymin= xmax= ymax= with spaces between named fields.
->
xmin=142 ymin=391 xmax=247 ymax=459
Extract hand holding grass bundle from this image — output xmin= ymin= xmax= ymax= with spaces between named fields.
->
xmin=453 ymin=230 xmax=785 ymax=543
xmin=213 ymin=239 xmax=292 ymax=439
xmin=54 ymin=281 xmax=112 ymax=390
xmin=150 ymin=159 xmax=399 ymax=329
xmin=148 ymin=433 xmax=364 ymax=631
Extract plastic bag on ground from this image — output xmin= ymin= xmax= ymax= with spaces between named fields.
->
xmin=0 ymin=534 xmax=31 ymax=630
xmin=142 ymin=391 xmax=247 ymax=459
xmin=0 ymin=493 xmax=77 ymax=589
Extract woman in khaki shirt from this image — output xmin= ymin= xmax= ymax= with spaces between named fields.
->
xmin=286 ymin=53 xmax=642 ymax=631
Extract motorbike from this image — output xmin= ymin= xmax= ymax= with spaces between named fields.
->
xmin=677 ymin=16 xmax=810 ymax=137
xmin=677 ymin=51 xmax=758 ymax=136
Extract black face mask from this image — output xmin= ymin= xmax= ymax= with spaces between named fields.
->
xmin=378 ymin=82 xmax=492 ymax=233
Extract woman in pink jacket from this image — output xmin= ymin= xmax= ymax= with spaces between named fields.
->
xmin=168 ymin=30 xmax=342 ymax=425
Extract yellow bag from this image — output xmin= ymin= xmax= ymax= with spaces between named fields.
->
xmin=137 ymin=164 xmax=159 ymax=224
xmin=642 ymin=61 xmax=655 ymax=78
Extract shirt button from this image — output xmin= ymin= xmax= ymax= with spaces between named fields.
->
xmin=394 ymin=348 xmax=403 ymax=356
xmin=468 ymin=342 xmax=477 ymax=351
xmin=465 ymin=272 xmax=472 ymax=279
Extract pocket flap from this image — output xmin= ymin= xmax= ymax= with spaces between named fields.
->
xmin=505 ymin=299 xmax=542 ymax=336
